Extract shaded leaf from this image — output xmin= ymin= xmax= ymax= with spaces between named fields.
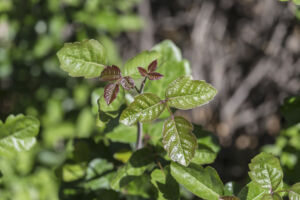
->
xmin=148 ymin=59 xmax=158 ymax=72
xmin=0 ymin=114 xmax=40 ymax=157
xmin=248 ymin=152 xmax=283 ymax=191
xmin=104 ymin=83 xmax=119 ymax=105
xmin=171 ymin=162 xmax=224 ymax=200
xmin=100 ymin=65 xmax=121 ymax=81
xmin=166 ymin=76 xmax=217 ymax=110
xmin=289 ymin=182 xmax=300 ymax=200
xmin=120 ymin=76 xmax=135 ymax=90
xmin=138 ymin=67 xmax=148 ymax=77
xmin=106 ymin=124 xmax=136 ymax=143
xmin=120 ymin=93 xmax=166 ymax=126
xmin=57 ymin=39 xmax=106 ymax=78
xmin=151 ymin=166 xmax=179 ymax=200
xmin=162 ymin=116 xmax=197 ymax=166
xmin=148 ymin=72 xmax=164 ymax=80
xmin=123 ymin=50 xmax=160 ymax=78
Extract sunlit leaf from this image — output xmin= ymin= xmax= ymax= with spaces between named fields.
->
xmin=123 ymin=50 xmax=160 ymax=78
xmin=120 ymin=93 xmax=166 ymax=126
xmin=57 ymin=39 xmax=106 ymax=78
xmin=262 ymin=193 xmax=282 ymax=200
xmin=192 ymin=144 xmax=217 ymax=165
xmin=171 ymin=162 xmax=224 ymax=200
xmin=100 ymin=65 xmax=121 ymax=81
xmin=106 ymin=124 xmax=136 ymax=143
xmin=0 ymin=114 xmax=39 ymax=157
xmin=289 ymin=182 xmax=300 ymax=200
xmin=248 ymin=152 xmax=283 ymax=191
xmin=165 ymin=76 xmax=217 ymax=110
xmin=162 ymin=116 xmax=197 ymax=166
xmin=219 ymin=196 xmax=240 ymax=200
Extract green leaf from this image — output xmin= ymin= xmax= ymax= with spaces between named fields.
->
xmin=57 ymin=39 xmax=106 ymax=78
xmin=106 ymin=124 xmax=137 ymax=143
xmin=219 ymin=196 xmax=240 ymax=200
xmin=192 ymin=144 xmax=217 ymax=165
xmin=262 ymin=193 xmax=282 ymax=200
xmin=280 ymin=96 xmax=300 ymax=125
xmin=123 ymin=50 xmax=160 ymax=78
xmin=81 ymin=158 xmax=115 ymax=190
xmin=110 ymin=148 xmax=155 ymax=191
xmin=166 ymin=76 xmax=217 ymax=110
xmin=162 ymin=116 xmax=197 ymax=166
xmin=289 ymin=182 xmax=300 ymax=200
xmin=238 ymin=182 xmax=267 ymax=200
xmin=145 ymin=40 xmax=191 ymax=99
xmin=120 ymin=93 xmax=166 ymax=126
xmin=151 ymin=166 xmax=179 ymax=200
xmin=0 ymin=114 xmax=40 ymax=157
xmin=248 ymin=152 xmax=283 ymax=191
xmin=171 ymin=162 xmax=224 ymax=200
xmin=62 ymin=163 xmax=86 ymax=182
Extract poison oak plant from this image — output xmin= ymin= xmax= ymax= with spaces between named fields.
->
xmin=49 ymin=39 xmax=300 ymax=199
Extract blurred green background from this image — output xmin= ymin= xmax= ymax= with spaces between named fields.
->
xmin=0 ymin=0 xmax=300 ymax=199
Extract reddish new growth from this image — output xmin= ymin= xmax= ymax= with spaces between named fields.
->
xmin=100 ymin=59 xmax=163 ymax=105
xmin=137 ymin=60 xmax=163 ymax=80
xmin=100 ymin=65 xmax=135 ymax=105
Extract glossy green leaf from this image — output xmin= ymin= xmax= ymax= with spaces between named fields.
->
xmin=192 ymin=144 xmax=217 ymax=165
xmin=57 ymin=39 xmax=106 ymax=78
xmin=0 ymin=114 xmax=40 ymax=157
xmin=123 ymin=50 xmax=160 ymax=78
xmin=289 ymin=182 xmax=300 ymax=200
xmin=171 ymin=162 xmax=224 ymax=200
xmin=120 ymin=93 xmax=166 ymax=126
xmin=151 ymin=166 xmax=179 ymax=200
xmin=110 ymin=148 xmax=155 ymax=191
xmin=162 ymin=116 xmax=197 ymax=166
xmin=262 ymin=193 xmax=282 ymax=200
xmin=248 ymin=152 xmax=283 ymax=191
xmin=145 ymin=40 xmax=191 ymax=99
xmin=238 ymin=182 xmax=266 ymax=200
xmin=165 ymin=76 xmax=217 ymax=110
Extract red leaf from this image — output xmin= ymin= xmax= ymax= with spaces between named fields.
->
xmin=104 ymin=83 xmax=119 ymax=105
xmin=147 ymin=72 xmax=163 ymax=80
xmin=147 ymin=60 xmax=158 ymax=72
xmin=120 ymin=76 xmax=135 ymax=90
xmin=100 ymin=65 xmax=121 ymax=81
xmin=137 ymin=67 xmax=148 ymax=77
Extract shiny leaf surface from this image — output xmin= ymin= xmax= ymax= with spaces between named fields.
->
xmin=0 ymin=114 xmax=39 ymax=157
xmin=100 ymin=65 xmax=121 ymax=81
xmin=57 ymin=39 xmax=106 ymax=78
xmin=289 ymin=182 xmax=300 ymax=200
xmin=104 ymin=83 xmax=120 ymax=105
xmin=248 ymin=152 xmax=283 ymax=191
xmin=162 ymin=116 xmax=198 ymax=166
xmin=171 ymin=162 xmax=224 ymax=200
xmin=166 ymin=76 xmax=217 ymax=110
xmin=120 ymin=93 xmax=166 ymax=126
xmin=192 ymin=144 xmax=217 ymax=165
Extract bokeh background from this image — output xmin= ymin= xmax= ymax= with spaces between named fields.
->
xmin=0 ymin=0 xmax=299 ymax=198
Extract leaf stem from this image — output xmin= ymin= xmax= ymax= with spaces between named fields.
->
xmin=135 ymin=76 xmax=148 ymax=150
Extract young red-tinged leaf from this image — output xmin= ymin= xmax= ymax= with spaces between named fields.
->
xmin=148 ymin=60 xmax=158 ymax=72
xmin=147 ymin=72 xmax=163 ymax=80
xmin=104 ymin=83 xmax=119 ymax=105
xmin=120 ymin=76 xmax=135 ymax=90
xmin=137 ymin=67 xmax=148 ymax=77
xmin=100 ymin=65 xmax=121 ymax=81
